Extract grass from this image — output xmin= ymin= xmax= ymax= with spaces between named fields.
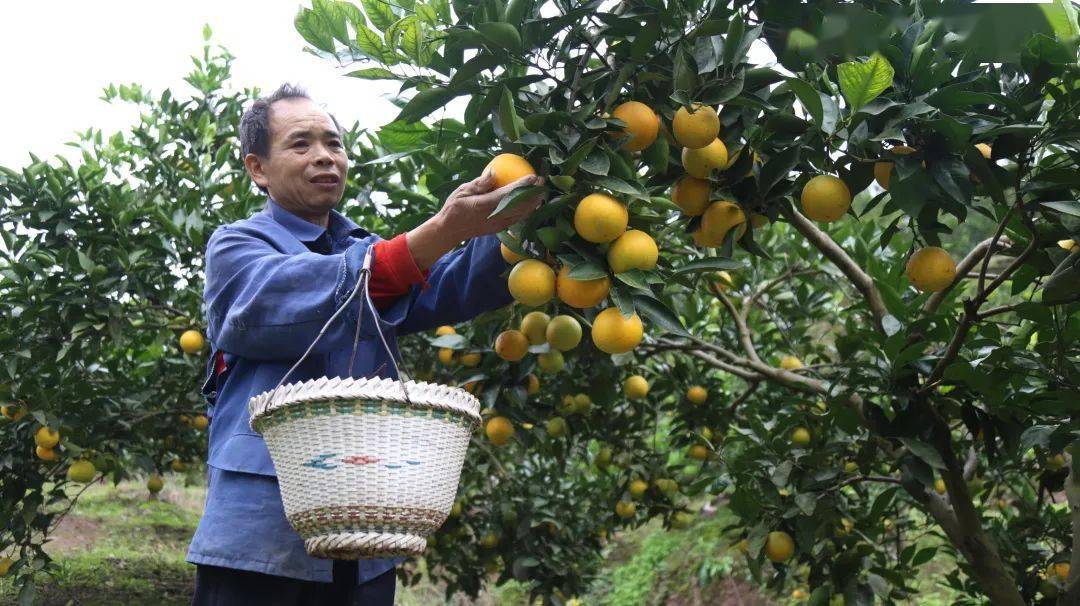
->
xmin=0 ymin=474 xmax=966 ymax=605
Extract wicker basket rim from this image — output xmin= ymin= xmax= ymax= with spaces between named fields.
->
xmin=247 ymin=375 xmax=481 ymax=429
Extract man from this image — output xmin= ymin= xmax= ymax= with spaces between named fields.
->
xmin=185 ymin=83 xmax=542 ymax=605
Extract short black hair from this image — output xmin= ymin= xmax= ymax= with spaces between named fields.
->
xmin=239 ymin=83 xmax=344 ymax=194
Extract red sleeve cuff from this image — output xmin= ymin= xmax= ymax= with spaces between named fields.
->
xmin=369 ymin=233 xmax=429 ymax=309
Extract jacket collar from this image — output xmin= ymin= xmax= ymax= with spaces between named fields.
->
xmin=265 ymin=197 xmax=368 ymax=242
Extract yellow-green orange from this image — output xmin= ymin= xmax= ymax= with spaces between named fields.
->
xmin=485 ymin=416 xmax=515 ymax=446
xmin=556 ymin=265 xmax=610 ymax=309
xmin=485 ymin=153 xmax=536 ymax=189
xmin=461 ymin=352 xmax=482 ymax=367
xmin=67 ymin=459 xmax=96 ymax=483
xmin=546 ymin=417 xmax=568 ymax=438
xmin=494 ymin=330 xmax=529 ymax=362
xmin=780 ymin=355 xmax=803 ymax=370
xmin=537 ymin=350 xmax=565 ymax=374
xmin=526 ymin=374 xmax=540 ymax=395
xmin=0 ymin=557 xmax=13 ymax=577
xmin=681 ymin=138 xmax=728 ymax=179
xmin=629 ymin=479 xmax=649 ymax=499
xmin=800 ymin=175 xmax=851 ymax=222
xmin=688 ymin=445 xmax=709 ymax=461
xmin=438 ymin=348 xmax=456 ymax=366
xmin=574 ymin=193 xmax=628 ymax=243
xmin=615 ymin=500 xmax=636 ymax=519
xmin=764 ymin=531 xmax=795 ymax=563
xmin=792 ymin=427 xmax=811 ymax=447
xmin=672 ymin=103 xmax=719 ymax=149
xmin=934 ymin=478 xmax=947 ymax=495
xmin=520 ymin=311 xmax=551 ymax=345
xmin=906 ymin=247 xmax=956 ymax=292
xmin=147 ymin=474 xmax=164 ymax=494
xmin=607 ymin=230 xmax=658 ymax=273
xmin=671 ymin=176 xmax=710 ymax=216
xmin=624 ymin=375 xmax=649 ymax=399
xmin=610 ymin=101 xmax=659 ymax=152
xmin=507 ymin=259 xmax=556 ymax=307
xmin=545 ymin=314 xmax=582 ymax=351
xmin=591 ymin=308 xmax=644 ymax=354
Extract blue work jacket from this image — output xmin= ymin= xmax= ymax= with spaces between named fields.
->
xmin=185 ymin=197 xmax=512 ymax=583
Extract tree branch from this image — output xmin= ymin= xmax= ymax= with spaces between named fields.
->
xmin=781 ymin=206 xmax=888 ymax=331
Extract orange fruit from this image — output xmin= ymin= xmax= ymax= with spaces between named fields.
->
xmin=873 ymin=145 xmax=916 ymax=189
xmin=545 ymin=314 xmax=583 ymax=351
xmin=624 ymin=375 xmax=649 ymax=399
xmin=485 ymin=416 xmax=515 ymax=446
xmin=591 ymin=308 xmax=643 ymax=354
xmin=519 ymin=311 xmax=551 ymax=345
xmin=500 ymin=242 xmax=526 ymax=264
xmin=556 ymin=266 xmax=611 ymax=309
xmin=574 ymin=193 xmax=628 ymax=243
xmin=764 ymin=531 xmax=795 ymax=563
xmin=34 ymin=427 xmax=60 ymax=449
xmin=686 ymin=386 xmax=707 ymax=404
xmin=435 ymin=325 xmax=456 ymax=336
xmin=607 ymin=230 xmax=658 ymax=273
xmin=671 ymin=176 xmax=711 ymax=216
xmin=609 ymin=101 xmax=659 ymax=152
xmin=673 ymin=103 xmax=720 ymax=149
xmin=494 ymin=330 xmax=529 ymax=362
xmin=179 ymin=330 xmax=204 ymax=354
xmin=695 ymin=201 xmax=746 ymax=247
xmin=485 ymin=153 xmax=536 ymax=189
xmin=681 ymin=138 xmax=728 ymax=178
xmin=800 ymin=175 xmax=851 ymax=222
xmin=906 ymin=247 xmax=956 ymax=293
xmin=507 ymin=259 xmax=556 ymax=307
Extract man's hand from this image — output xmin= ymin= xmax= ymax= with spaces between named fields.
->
xmin=407 ymin=168 xmax=545 ymax=270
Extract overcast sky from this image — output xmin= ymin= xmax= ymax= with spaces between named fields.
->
xmin=0 ymin=1 xmax=430 ymax=169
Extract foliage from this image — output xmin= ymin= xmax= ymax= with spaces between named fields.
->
xmin=292 ymin=0 xmax=1080 ymax=605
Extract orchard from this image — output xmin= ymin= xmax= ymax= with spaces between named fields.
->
xmin=3 ymin=1 xmax=1080 ymax=605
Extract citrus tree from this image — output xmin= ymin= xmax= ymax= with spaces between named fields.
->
xmin=293 ymin=0 xmax=1080 ymax=604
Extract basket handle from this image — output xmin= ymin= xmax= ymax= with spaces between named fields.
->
xmin=270 ymin=247 xmax=413 ymax=403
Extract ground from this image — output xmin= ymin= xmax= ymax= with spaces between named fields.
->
xmin=0 ymin=471 xmax=960 ymax=605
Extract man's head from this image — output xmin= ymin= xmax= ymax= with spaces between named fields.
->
xmin=240 ymin=83 xmax=348 ymax=222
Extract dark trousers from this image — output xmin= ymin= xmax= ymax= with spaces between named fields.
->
xmin=192 ymin=561 xmax=395 ymax=606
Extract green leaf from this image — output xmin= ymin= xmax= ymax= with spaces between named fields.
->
xmin=673 ymin=45 xmax=698 ymax=94
xmin=672 ymin=257 xmax=744 ymax=275
xmin=631 ymin=294 xmax=690 ymax=337
xmin=397 ymin=87 xmax=463 ymax=123
xmin=362 ymin=0 xmax=398 ymax=31
xmin=837 ymin=53 xmax=894 ymax=111
xmin=1041 ymin=201 xmax=1080 ymax=218
xmin=477 ymin=22 xmax=522 ymax=53
xmin=498 ymin=86 xmax=522 ymax=142
xmin=344 ymin=67 xmax=403 ymax=80
xmin=898 ymin=438 xmax=946 ymax=470
xmin=488 ymin=184 xmax=546 ymax=219
xmin=615 ymin=270 xmax=652 ymax=290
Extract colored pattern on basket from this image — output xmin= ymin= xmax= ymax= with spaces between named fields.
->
xmin=289 ymin=504 xmax=446 ymax=537
xmin=252 ymin=398 xmax=474 ymax=434
xmin=300 ymin=452 xmax=422 ymax=470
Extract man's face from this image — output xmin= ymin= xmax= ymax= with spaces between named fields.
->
xmin=245 ymin=97 xmax=348 ymax=220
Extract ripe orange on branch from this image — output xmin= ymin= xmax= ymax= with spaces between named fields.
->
xmin=485 ymin=153 xmax=536 ymax=189
xmin=609 ymin=101 xmax=659 ymax=152
xmin=591 ymin=308 xmax=644 ymax=354
xmin=681 ymin=138 xmax=728 ymax=179
xmin=607 ymin=230 xmax=658 ymax=273
xmin=556 ymin=266 xmax=610 ymax=309
xmin=672 ymin=103 xmax=720 ymax=149
xmin=494 ymin=330 xmax=529 ymax=362
xmin=800 ymin=175 xmax=851 ymax=222
xmin=671 ymin=175 xmax=711 ymax=216
xmin=906 ymin=246 xmax=957 ymax=293
xmin=507 ymin=259 xmax=556 ymax=307
xmin=574 ymin=193 xmax=628 ymax=244
xmin=695 ymin=201 xmax=747 ymax=247
xmin=179 ymin=330 xmax=204 ymax=354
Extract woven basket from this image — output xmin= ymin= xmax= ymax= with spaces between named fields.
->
xmin=248 ymin=375 xmax=481 ymax=559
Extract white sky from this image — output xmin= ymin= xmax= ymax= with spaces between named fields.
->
xmin=0 ymin=1 xmax=431 ymax=170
